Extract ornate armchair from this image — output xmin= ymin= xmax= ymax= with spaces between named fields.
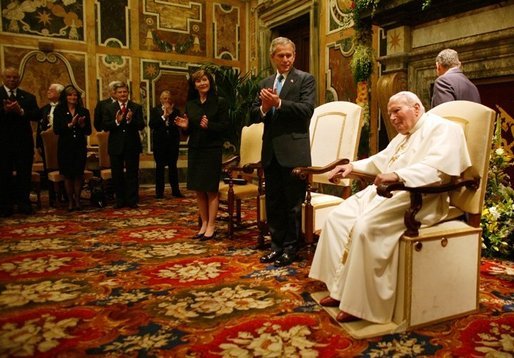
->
xmin=40 ymin=128 xmax=93 ymax=208
xmin=96 ymin=131 xmax=113 ymax=199
xmin=331 ymin=101 xmax=496 ymax=338
xmin=292 ymin=101 xmax=363 ymax=250
xmin=219 ymin=123 xmax=266 ymax=245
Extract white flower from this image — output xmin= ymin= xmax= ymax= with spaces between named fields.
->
xmin=489 ymin=206 xmax=500 ymax=220
xmin=495 ymin=148 xmax=505 ymax=156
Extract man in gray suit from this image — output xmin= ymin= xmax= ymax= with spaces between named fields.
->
xmin=431 ymin=49 xmax=481 ymax=108
xmin=251 ymin=37 xmax=316 ymax=267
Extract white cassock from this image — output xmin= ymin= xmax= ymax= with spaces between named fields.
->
xmin=309 ymin=113 xmax=472 ymax=323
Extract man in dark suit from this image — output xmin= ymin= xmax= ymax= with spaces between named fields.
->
xmin=94 ymin=80 xmax=121 ymax=132
xmin=36 ymin=83 xmax=64 ymax=161
xmin=431 ymin=48 xmax=481 ymax=108
xmin=250 ymin=37 xmax=316 ymax=267
xmin=149 ymin=90 xmax=183 ymax=199
xmin=102 ymin=82 xmax=145 ymax=208
xmin=36 ymin=83 xmax=64 ymax=205
xmin=0 ymin=67 xmax=40 ymax=216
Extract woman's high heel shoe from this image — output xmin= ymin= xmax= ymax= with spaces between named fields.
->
xmin=200 ymin=231 xmax=216 ymax=241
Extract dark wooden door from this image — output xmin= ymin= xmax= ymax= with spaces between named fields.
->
xmin=271 ymin=14 xmax=310 ymax=72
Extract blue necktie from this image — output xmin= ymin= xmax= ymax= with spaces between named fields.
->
xmin=276 ymin=74 xmax=284 ymax=95
xmin=272 ymin=75 xmax=284 ymax=115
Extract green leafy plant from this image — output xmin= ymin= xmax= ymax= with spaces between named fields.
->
xmin=481 ymin=121 xmax=514 ymax=258
xmin=204 ymin=65 xmax=264 ymax=152
xmin=350 ymin=44 xmax=374 ymax=83
xmin=349 ymin=0 xmax=433 ymax=82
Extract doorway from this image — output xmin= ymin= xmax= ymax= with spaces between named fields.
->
xmin=271 ymin=14 xmax=310 ymax=72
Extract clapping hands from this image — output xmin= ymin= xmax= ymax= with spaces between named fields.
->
xmin=3 ymin=99 xmax=22 ymax=115
xmin=174 ymin=113 xmax=189 ymax=129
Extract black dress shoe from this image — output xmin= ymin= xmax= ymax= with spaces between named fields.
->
xmin=260 ymin=250 xmax=283 ymax=263
xmin=18 ymin=205 xmax=34 ymax=215
xmin=200 ymin=232 xmax=216 ymax=241
xmin=113 ymin=203 xmax=124 ymax=209
xmin=1 ymin=208 xmax=14 ymax=217
xmin=274 ymin=252 xmax=296 ymax=267
xmin=128 ymin=204 xmax=139 ymax=209
xmin=193 ymin=233 xmax=205 ymax=239
xmin=172 ymin=192 xmax=185 ymax=198
xmin=155 ymin=194 xmax=164 ymax=199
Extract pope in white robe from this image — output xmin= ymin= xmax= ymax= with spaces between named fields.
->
xmin=309 ymin=91 xmax=471 ymax=324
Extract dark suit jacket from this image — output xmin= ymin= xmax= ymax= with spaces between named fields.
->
xmin=52 ymin=105 xmax=92 ymax=153
xmin=36 ymin=103 xmax=55 ymax=150
xmin=431 ymin=68 xmax=481 ymax=108
xmin=184 ymin=96 xmax=229 ymax=149
xmin=250 ymin=67 xmax=316 ymax=168
xmin=102 ymin=100 xmax=145 ymax=155
xmin=94 ymin=97 xmax=115 ymax=132
xmin=0 ymin=86 xmax=39 ymax=154
xmin=148 ymin=105 xmax=181 ymax=153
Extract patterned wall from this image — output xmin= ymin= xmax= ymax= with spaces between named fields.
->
xmin=0 ymin=0 xmax=245 ymax=152
xmin=326 ymin=39 xmax=356 ymax=103
xmin=1 ymin=0 xmax=85 ymax=40
xmin=140 ymin=1 xmax=204 ymax=55
xmin=325 ymin=0 xmax=358 ymax=104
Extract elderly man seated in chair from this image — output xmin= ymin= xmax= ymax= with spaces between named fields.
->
xmin=310 ymin=91 xmax=471 ymax=323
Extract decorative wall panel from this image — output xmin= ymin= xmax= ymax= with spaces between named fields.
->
xmin=3 ymin=46 xmax=86 ymax=106
xmin=213 ymin=3 xmax=239 ymax=60
xmin=328 ymin=0 xmax=353 ymax=34
xmin=326 ymin=39 xmax=356 ymax=103
xmin=96 ymin=0 xmax=129 ymax=47
xmin=140 ymin=59 xmax=198 ymax=151
xmin=141 ymin=60 xmax=192 ymax=111
xmin=96 ymin=54 xmax=131 ymax=99
xmin=140 ymin=0 xmax=205 ymax=55
xmin=1 ymin=0 xmax=85 ymax=41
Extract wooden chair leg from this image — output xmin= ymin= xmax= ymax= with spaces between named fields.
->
xmin=227 ymin=192 xmax=234 ymax=239
xmin=53 ymin=181 xmax=61 ymax=208
xmin=304 ymin=203 xmax=314 ymax=256
xmin=35 ymin=181 xmax=41 ymax=209
xmin=236 ymin=199 xmax=242 ymax=224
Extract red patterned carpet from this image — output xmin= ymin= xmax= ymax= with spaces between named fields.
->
xmin=0 ymin=188 xmax=513 ymax=357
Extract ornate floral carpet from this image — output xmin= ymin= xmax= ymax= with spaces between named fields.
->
xmin=0 ymin=188 xmax=513 ymax=357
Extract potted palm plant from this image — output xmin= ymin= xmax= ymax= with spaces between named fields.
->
xmin=204 ymin=65 xmax=264 ymax=154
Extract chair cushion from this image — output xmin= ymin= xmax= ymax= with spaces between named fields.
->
xmin=219 ymin=183 xmax=259 ymax=201
xmin=31 ymin=172 xmax=41 ymax=183
xmin=84 ymin=170 xmax=94 ymax=181
xmin=32 ymin=162 xmax=44 ymax=172
xmin=308 ymin=192 xmax=345 ymax=208
xmin=302 ymin=193 xmax=345 ymax=233
xmin=47 ymin=170 xmax=64 ymax=182
xmin=100 ymin=169 xmax=112 ymax=180
xmin=409 ymin=220 xmax=475 ymax=239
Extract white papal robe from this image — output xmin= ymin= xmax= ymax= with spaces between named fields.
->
xmin=309 ymin=113 xmax=471 ymax=323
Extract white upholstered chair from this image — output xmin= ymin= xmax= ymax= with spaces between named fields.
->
xmin=293 ymin=101 xmax=363 ymax=250
xmin=219 ymin=123 xmax=266 ymax=244
xmin=338 ymin=101 xmax=496 ymax=338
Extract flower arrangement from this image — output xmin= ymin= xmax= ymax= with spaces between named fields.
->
xmin=481 ymin=122 xmax=514 ymax=259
